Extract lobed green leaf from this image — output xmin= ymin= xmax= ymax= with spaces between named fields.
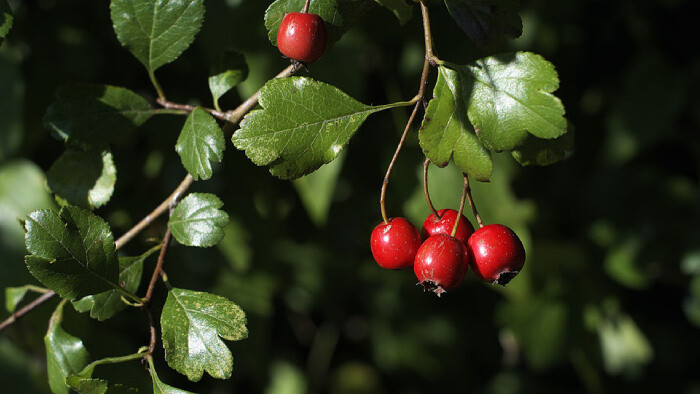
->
xmin=24 ymin=205 xmax=121 ymax=300
xmin=265 ymin=0 xmax=374 ymax=47
xmin=161 ymin=288 xmax=247 ymax=381
xmin=110 ymin=0 xmax=204 ymax=72
xmin=47 ymin=147 xmax=117 ymax=210
xmin=44 ymin=83 xmax=154 ymax=146
xmin=209 ymin=50 xmax=248 ymax=105
xmin=175 ymin=108 xmax=225 ymax=181
xmin=45 ymin=301 xmax=90 ymax=394
xmin=232 ymin=77 xmax=407 ymax=180
xmin=169 ymin=193 xmax=229 ymax=247
xmin=444 ymin=0 xmax=522 ymax=50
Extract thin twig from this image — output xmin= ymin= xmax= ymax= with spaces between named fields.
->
xmin=451 ymin=174 xmax=468 ymax=237
xmin=420 ymin=0 xmax=440 ymax=65
xmin=157 ymin=98 xmax=229 ymax=121
xmin=115 ymin=174 xmax=193 ymax=250
xmin=302 ymin=0 xmax=311 ymax=13
xmin=465 ymin=176 xmax=484 ymax=228
xmin=144 ymin=226 xmax=172 ymax=303
xmin=423 ymin=159 xmax=439 ymax=218
xmin=0 ymin=291 xmax=56 ymax=332
xmin=146 ymin=308 xmax=157 ymax=357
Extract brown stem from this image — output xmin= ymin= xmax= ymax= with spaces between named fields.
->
xmin=465 ymin=176 xmax=484 ymax=228
xmin=380 ymin=101 xmax=422 ymax=223
xmin=302 ymin=0 xmax=311 ymax=13
xmin=115 ymin=174 xmax=193 ymax=250
xmin=144 ymin=226 xmax=172 ymax=303
xmin=451 ymin=174 xmax=468 ymax=237
xmin=419 ymin=0 xmax=439 ymax=65
xmin=423 ymin=159 xmax=439 ymax=218
xmin=157 ymin=98 xmax=229 ymax=121
xmin=0 ymin=291 xmax=56 ymax=333
xmin=225 ymin=63 xmax=302 ymax=123
xmin=146 ymin=307 xmax=157 ymax=357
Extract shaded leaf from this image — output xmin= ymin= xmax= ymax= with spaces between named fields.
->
xmin=597 ymin=312 xmax=653 ymax=378
xmin=293 ymin=151 xmax=345 ymax=226
xmin=209 ymin=50 xmax=248 ymax=105
xmin=419 ymin=66 xmax=493 ymax=181
xmin=148 ymin=357 xmax=196 ymax=394
xmin=512 ymin=124 xmax=574 ymax=166
xmin=0 ymin=54 xmax=23 ymax=160
xmin=65 ymin=376 xmax=108 ymax=394
xmin=47 ymin=147 xmax=117 ymax=209
xmin=374 ymin=0 xmax=412 ymax=25
xmin=175 ymin=108 xmax=225 ymax=181
xmin=45 ymin=301 xmax=90 ymax=394
xmin=111 ymin=0 xmax=204 ymax=72
xmin=444 ymin=0 xmax=521 ymax=50
xmin=169 ymin=193 xmax=229 ymax=247
xmin=24 ymin=205 xmax=121 ymax=300
xmin=161 ymin=287 xmax=247 ymax=381
xmin=265 ymin=0 xmax=374 ymax=47
xmin=5 ymin=285 xmax=48 ymax=313
xmin=73 ymin=247 xmax=159 ymax=321
xmin=232 ymin=77 xmax=406 ymax=180
xmin=462 ymin=52 xmax=567 ymax=151
xmin=0 ymin=0 xmax=12 ymax=46
xmin=44 ymin=83 xmax=154 ymax=146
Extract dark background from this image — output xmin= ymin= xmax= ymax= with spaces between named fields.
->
xmin=1 ymin=0 xmax=699 ymax=392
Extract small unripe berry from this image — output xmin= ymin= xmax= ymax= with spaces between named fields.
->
xmin=370 ymin=217 xmax=422 ymax=270
xmin=467 ymin=224 xmax=525 ymax=286
xmin=422 ymin=209 xmax=474 ymax=245
xmin=414 ymin=234 xmax=469 ymax=296
xmin=277 ymin=12 xmax=327 ymax=63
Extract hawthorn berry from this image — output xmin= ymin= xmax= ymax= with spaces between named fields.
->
xmin=277 ymin=12 xmax=327 ymax=64
xmin=370 ymin=217 xmax=422 ymax=270
xmin=414 ymin=234 xmax=469 ymax=296
xmin=467 ymin=224 xmax=525 ymax=286
xmin=422 ymin=209 xmax=474 ymax=245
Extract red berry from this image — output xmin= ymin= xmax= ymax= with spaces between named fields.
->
xmin=414 ymin=234 xmax=469 ymax=296
xmin=277 ymin=12 xmax=327 ymax=63
xmin=370 ymin=217 xmax=421 ymax=270
xmin=422 ymin=209 xmax=474 ymax=245
xmin=467 ymin=224 xmax=525 ymax=286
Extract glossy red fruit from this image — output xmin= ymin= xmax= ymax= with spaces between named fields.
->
xmin=414 ymin=234 xmax=469 ymax=296
xmin=370 ymin=217 xmax=422 ymax=270
xmin=277 ymin=12 xmax=327 ymax=63
xmin=422 ymin=209 xmax=474 ymax=245
xmin=467 ymin=224 xmax=525 ymax=286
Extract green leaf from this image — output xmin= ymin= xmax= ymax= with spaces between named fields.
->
xmin=5 ymin=285 xmax=48 ymax=313
xmin=44 ymin=83 xmax=154 ymax=146
xmin=597 ymin=312 xmax=653 ymax=378
xmin=47 ymin=147 xmax=117 ymax=210
xmin=110 ymin=0 xmax=204 ymax=73
xmin=461 ymin=52 xmax=567 ymax=151
xmin=73 ymin=247 xmax=159 ymax=321
xmin=265 ymin=0 xmax=374 ymax=47
xmin=293 ymin=151 xmax=345 ymax=226
xmin=45 ymin=301 xmax=90 ymax=394
xmin=444 ymin=0 xmax=522 ymax=50
xmin=209 ymin=50 xmax=248 ymax=105
xmin=0 ymin=54 xmax=23 ymax=160
xmin=169 ymin=193 xmax=229 ymax=247
xmin=374 ymin=0 xmax=412 ymax=25
xmin=512 ymin=124 xmax=574 ymax=166
xmin=419 ymin=66 xmax=493 ymax=181
xmin=24 ymin=205 xmax=121 ymax=300
xmin=0 ymin=0 xmax=12 ymax=46
xmin=232 ymin=77 xmax=407 ymax=180
xmin=161 ymin=288 xmax=247 ymax=381
xmin=175 ymin=108 xmax=225 ymax=181
xmin=148 ymin=357 xmax=196 ymax=394
xmin=65 ymin=376 xmax=108 ymax=394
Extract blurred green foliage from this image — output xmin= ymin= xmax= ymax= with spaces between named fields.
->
xmin=0 ymin=0 xmax=699 ymax=392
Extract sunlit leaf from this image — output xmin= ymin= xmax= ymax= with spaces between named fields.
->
xmin=175 ymin=108 xmax=225 ymax=181
xmin=169 ymin=193 xmax=229 ymax=247
xmin=209 ymin=50 xmax=248 ymax=105
xmin=161 ymin=288 xmax=247 ymax=381
xmin=45 ymin=301 xmax=90 ymax=394
xmin=47 ymin=147 xmax=117 ymax=209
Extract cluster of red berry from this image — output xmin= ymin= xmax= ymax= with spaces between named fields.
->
xmin=370 ymin=210 xmax=525 ymax=296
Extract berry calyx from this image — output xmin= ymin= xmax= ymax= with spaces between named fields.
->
xmin=414 ymin=234 xmax=469 ymax=296
xmin=370 ymin=217 xmax=422 ymax=270
xmin=277 ymin=12 xmax=327 ymax=64
xmin=422 ymin=209 xmax=474 ymax=245
xmin=467 ymin=224 xmax=525 ymax=286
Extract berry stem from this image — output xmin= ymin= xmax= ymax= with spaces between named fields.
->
xmin=380 ymin=100 xmax=421 ymax=223
xmin=302 ymin=0 xmax=311 ymax=13
xmin=423 ymin=159 xmax=439 ymax=218
xmin=465 ymin=175 xmax=484 ymax=228
xmin=451 ymin=173 xmax=468 ymax=237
